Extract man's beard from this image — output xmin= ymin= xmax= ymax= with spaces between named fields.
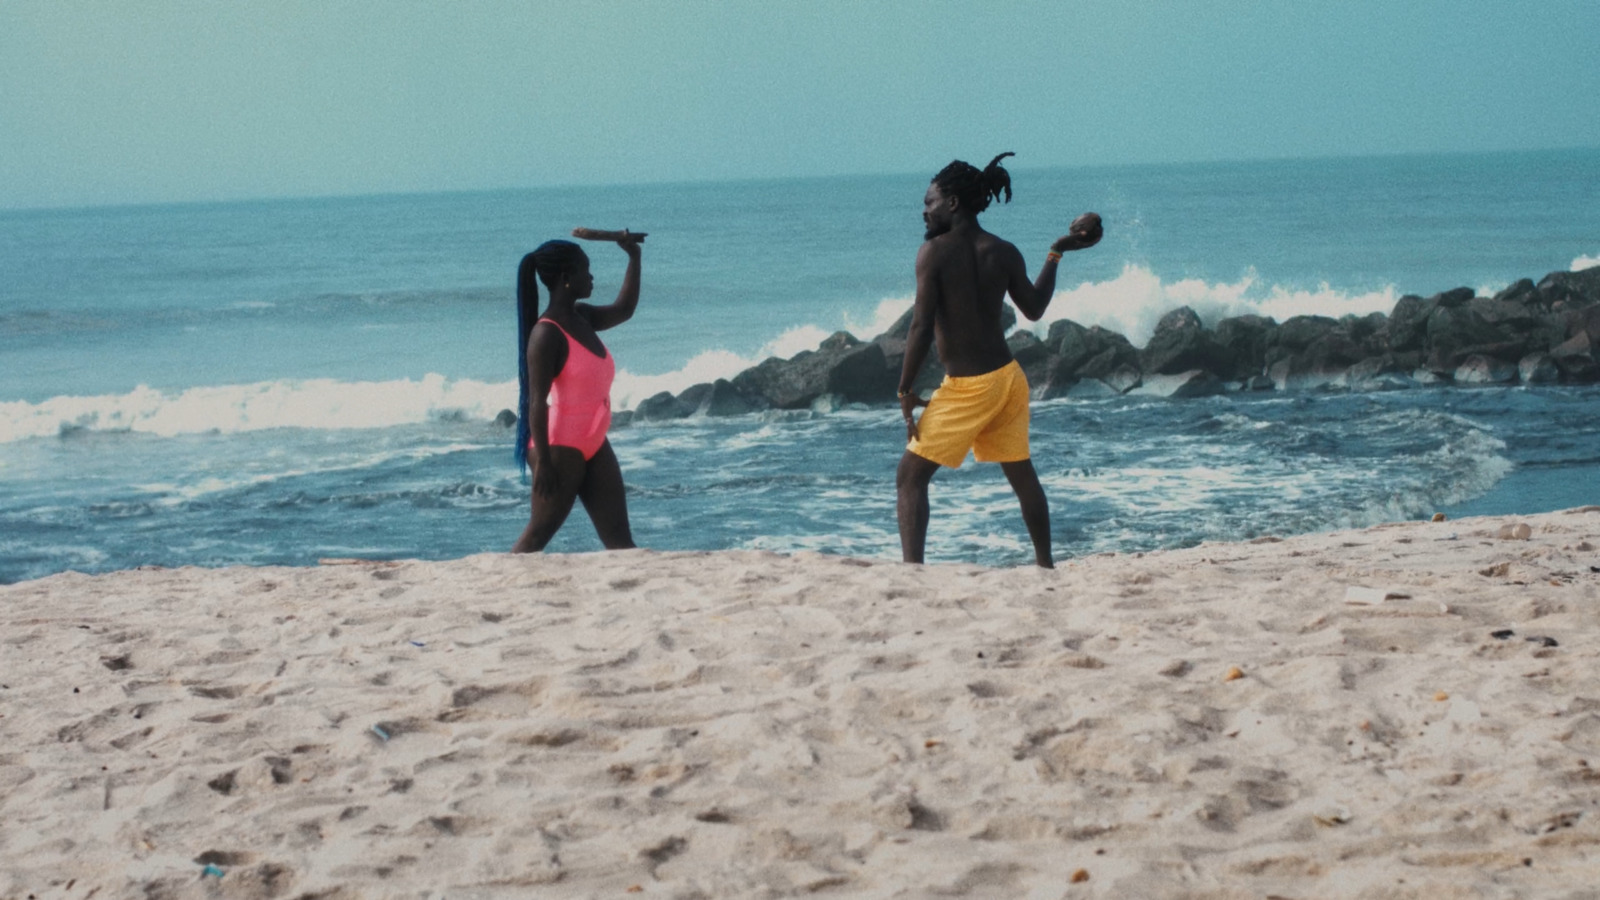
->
xmin=923 ymin=220 xmax=950 ymax=241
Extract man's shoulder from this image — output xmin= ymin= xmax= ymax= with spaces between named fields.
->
xmin=919 ymin=231 xmax=986 ymax=258
xmin=916 ymin=234 xmax=956 ymax=267
xmin=974 ymin=230 xmax=1019 ymax=254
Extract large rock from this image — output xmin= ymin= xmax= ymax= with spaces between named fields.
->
xmin=734 ymin=331 xmax=896 ymax=408
xmin=1047 ymin=321 xmax=1140 ymax=376
xmin=1537 ymin=268 xmax=1600 ymax=309
xmin=1269 ymin=357 xmax=1345 ymax=392
xmin=1033 ymin=368 xmax=1077 ymax=401
xmin=876 ymin=314 xmax=946 ymax=396
xmin=1140 ymin=306 xmax=1226 ymax=376
xmin=633 ymin=391 xmax=694 ymax=421
xmin=1270 ymin=315 xmax=1343 ymax=354
xmin=1424 ymin=302 xmax=1527 ymax=371
xmin=1065 ymin=378 xmax=1122 ymax=400
xmin=1265 ymin=316 xmax=1367 ymax=390
xmin=1212 ymin=315 xmax=1277 ymax=381
xmin=1347 ymin=352 xmax=1421 ymax=382
xmin=1342 ymin=311 xmax=1390 ymax=355
xmin=1518 ymin=352 xmax=1560 ymax=385
xmin=678 ymin=379 xmax=768 ymax=416
xmin=1035 ymin=322 xmax=1140 ymax=399
xmin=1131 ymin=369 xmax=1223 ymax=399
xmin=1387 ymin=294 xmax=1435 ymax=352
xmin=1552 ymin=331 xmax=1600 ymax=382
xmin=824 ymin=340 xmax=896 ymax=403
xmin=1493 ymin=278 xmax=1541 ymax=307
xmin=1453 ymin=354 xmax=1517 ymax=385
xmin=1074 ymin=330 xmax=1141 ymax=379
xmin=1103 ymin=364 xmax=1143 ymax=394
xmin=1469 ymin=294 xmax=1541 ymax=329
xmin=1006 ymin=330 xmax=1053 ymax=386
xmin=1566 ymin=303 xmax=1600 ymax=344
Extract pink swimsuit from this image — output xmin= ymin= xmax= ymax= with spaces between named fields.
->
xmin=534 ymin=318 xmax=615 ymax=460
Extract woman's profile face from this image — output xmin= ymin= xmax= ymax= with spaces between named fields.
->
xmin=570 ymin=255 xmax=594 ymax=299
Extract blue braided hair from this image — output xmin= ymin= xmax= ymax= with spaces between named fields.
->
xmin=514 ymin=239 xmax=587 ymax=475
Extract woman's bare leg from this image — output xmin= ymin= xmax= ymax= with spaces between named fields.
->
xmin=511 ymin=446 xmax=586 ymax=552
xmin=577 ymin=440 xmax=635 ymax=549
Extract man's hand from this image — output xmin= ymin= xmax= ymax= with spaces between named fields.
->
xmin=1051 ymin=212 xmax=1103 ymax=253
xmin=901 ymin=392 xmax=928 ymax=441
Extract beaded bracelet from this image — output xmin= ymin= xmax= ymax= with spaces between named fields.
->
xmin=1046 ymin=250 xmax=1063 ymax=263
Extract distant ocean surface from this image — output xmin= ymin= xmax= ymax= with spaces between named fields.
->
xmin=3 ymin=149 xmax=1600 ymax=582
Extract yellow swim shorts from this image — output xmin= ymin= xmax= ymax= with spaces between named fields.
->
xmin=907 ymin=359 xmax=1031 ymax=468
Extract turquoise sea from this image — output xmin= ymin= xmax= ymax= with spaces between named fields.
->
xmin=2 ymin=149 xmax=1599 ymax=581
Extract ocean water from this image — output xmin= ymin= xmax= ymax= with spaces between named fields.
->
xmin=3 ymin=149 xmax=1599 ymax=581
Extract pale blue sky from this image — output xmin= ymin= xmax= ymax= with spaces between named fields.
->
xmin=2 ymin=1 xmax=1597 ymax=209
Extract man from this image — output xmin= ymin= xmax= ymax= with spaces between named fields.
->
xmin=896 ymin=152 xmax=1102 ymax=568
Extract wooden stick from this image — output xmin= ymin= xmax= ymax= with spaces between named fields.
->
xmin=571 ymin=227 xmax=645 ymax=243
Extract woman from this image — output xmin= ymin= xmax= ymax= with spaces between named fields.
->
xmin=511 ymin=231 xmax=643 ymax=552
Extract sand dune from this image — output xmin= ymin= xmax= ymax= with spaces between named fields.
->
xmin=4 ymin=510 xmax=1600 ymax=898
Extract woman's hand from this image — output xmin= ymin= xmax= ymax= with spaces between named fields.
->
xmin=532 ymin=456 xmax=561 ymax=499
xmin=571 ymin=227 xmax=647 ymax=250
xmin=1051 ymin=212 xmax=1103 ymax=253
xmin=617 ymin=229 xmax=646 ymax=257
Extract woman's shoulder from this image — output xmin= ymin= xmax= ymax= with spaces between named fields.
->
xmin=532 ymin=316 xmax=571 ymax=336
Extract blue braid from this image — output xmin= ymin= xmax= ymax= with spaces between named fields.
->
xmin=514 ymin=256 xmax=534 ymax=477
xmin=513 ymin=241 xmax=583 ymax=477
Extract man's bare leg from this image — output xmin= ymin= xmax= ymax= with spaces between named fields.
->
xmin=1000 ymin=458 xmax=1054 ymax=568
xmin=896 ymin=451 xmax=941 ymax=563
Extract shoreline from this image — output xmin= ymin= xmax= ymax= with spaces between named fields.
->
xmin=4 ymin=509 xmax=1600 ymax=897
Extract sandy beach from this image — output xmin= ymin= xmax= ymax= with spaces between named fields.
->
xmin=4 ymin=509 xmax=1600 ymax=899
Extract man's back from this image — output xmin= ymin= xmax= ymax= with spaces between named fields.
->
xmin=920 ymin=226 xmax=1018 ymax=378
xmin=895 ymin=151 xmax=1101 ymax=568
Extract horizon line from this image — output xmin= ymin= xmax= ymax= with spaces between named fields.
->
xmin=4 ymin=144 xmax=1597 ymax=217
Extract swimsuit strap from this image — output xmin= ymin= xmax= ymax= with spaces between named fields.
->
xmin=537 ymin=317 xmax=608 ymax=361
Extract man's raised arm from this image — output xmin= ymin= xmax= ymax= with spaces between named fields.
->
xmin=1006 ymin=212 xmax=1104 ymax=322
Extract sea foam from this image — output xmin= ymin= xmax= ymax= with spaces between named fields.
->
xmin=0 ymin=375 xmax=516 ymax=443
xmin=1029 ymin=264 xmax=1399 ymax=346
xmin=1574 ymin=253 xmax=1600 ymax=272
xmin=0 ymin=266 xmax=1425 ymax=437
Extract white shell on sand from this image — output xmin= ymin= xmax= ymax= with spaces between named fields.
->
xmin=3 ymin=509 xmax=1599 ymax=897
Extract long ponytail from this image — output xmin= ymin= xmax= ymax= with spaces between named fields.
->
xmin=513 ymin=240 xmax=587 ymax=476
xmin=514 ymin=252 xmax=541 ymax=476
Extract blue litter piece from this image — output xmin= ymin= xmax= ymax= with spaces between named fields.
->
xmin=201 ymin=863 xmax=224 ymax=878
xmin=371 ymin=725 xmax=391 ymax=741
xmin=409 ymin=640 xmax=426 ymax=647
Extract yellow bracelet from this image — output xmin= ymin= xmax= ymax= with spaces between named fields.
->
xmin=1046 ymin=250 xmax=1063 ymax=263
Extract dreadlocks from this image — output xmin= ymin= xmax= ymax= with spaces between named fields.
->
xmin=514 ymin=239 xmax=589 ymax=474
xmin=932 ymin=152 xmax=1015 ymax=215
